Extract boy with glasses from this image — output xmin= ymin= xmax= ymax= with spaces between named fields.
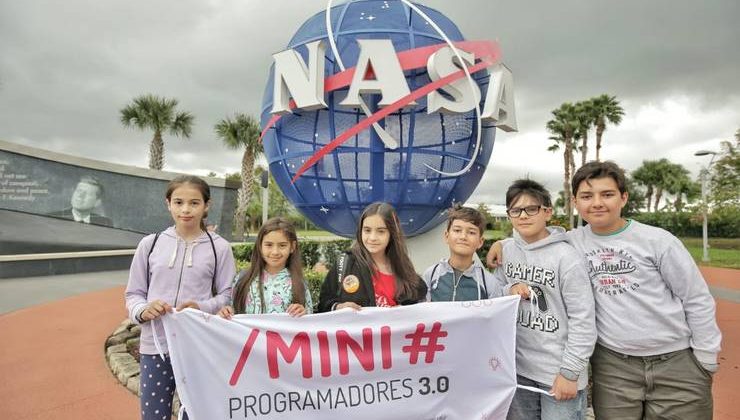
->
xmin=494 ymin=179 xmax=596 ymax=420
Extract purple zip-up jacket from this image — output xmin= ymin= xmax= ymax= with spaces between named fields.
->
xmin=125 ymin=226 xmax=236 ymax=355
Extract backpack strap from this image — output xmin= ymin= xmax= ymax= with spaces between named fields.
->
xmin=145 ymin=232 xmax=162 ymax=295
xmin=205 ymin=231 xmax=218 ymax=297
xmin=430 ymin=263 xmax=440 ymax=283
xmin=335 ymin=253 xmax=347 ymax=297
xmin=479 ymin=266 xmax=489 ymax=297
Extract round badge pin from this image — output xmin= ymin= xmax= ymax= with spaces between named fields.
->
xmin=342 ymin=275 xmax=360 ymax=294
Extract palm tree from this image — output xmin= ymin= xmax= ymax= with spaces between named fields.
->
xmin=120 ymin=94 xmax=194 ymax=170
xmin=572 ymin=100 xmax=596 ymax=227
xmin=574 ymin=100 xmax=596 ymax=166
xmin=662 ymin=162 xmax=695 ymax=212
xmin=590 ymin=94 xmax=624 ymax=161
xmin=215 ymin=113 xmax=263 ymax=239
xmin=632 ymin=160 xmax=661 ymax=211
xmin=546 ymin=102 xmax=579 ymax=228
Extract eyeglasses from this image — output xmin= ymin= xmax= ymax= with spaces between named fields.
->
xmin=506 ymin=205 xmax=546 ymax=218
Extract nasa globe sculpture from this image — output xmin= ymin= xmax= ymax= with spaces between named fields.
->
xmin=259 ymin=0 xmax=516 ymax=237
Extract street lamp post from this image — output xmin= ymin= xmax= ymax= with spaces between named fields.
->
xmin=694 ymin=150 xmax=718 ymax=262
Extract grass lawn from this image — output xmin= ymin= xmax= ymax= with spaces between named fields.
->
xmin=680 ymin=237 xmax=740 ymax=269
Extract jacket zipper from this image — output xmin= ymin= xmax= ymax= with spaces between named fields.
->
xmin=173 ymin=241 xmax=188 ymax=306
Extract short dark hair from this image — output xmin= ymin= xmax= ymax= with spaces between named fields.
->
xmin=571 ymin=161 xmax=627 ymax=195
xmin=506 ymin=179 xmax=552 ymax=208
xmin=446 ymin=205 xmax=486 ymax=235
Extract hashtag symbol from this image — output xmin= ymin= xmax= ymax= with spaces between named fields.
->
xmin=402 ymin=322 xmax=448 ymax=364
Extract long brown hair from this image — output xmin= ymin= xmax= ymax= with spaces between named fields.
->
xmin=232 ymin=217 xmax=305 ymax=314
xmin=351 ymin=202 xmax=421 ymax=301
xmin=165 ymin=175 xmax=210 ymax=231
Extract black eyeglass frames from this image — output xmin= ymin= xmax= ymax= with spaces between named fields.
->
xmin=506 ymin=205 xmax=548 ymax=218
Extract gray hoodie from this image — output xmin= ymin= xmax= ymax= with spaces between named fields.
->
xmin=125 ymin=226 xmax=236 ymax=355
xmin=493 ymin=226 xmax=596 ymax=390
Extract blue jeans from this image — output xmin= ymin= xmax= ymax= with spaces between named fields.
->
xmin=507 ymin=375 xmax=587 ymax=420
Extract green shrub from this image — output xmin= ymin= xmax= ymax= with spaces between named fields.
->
xmin=232 ymin=243 xmax=254 ymax=262
xmin=478 ymin=236 xmax=507 ymax=261
xmin=321 ymin=239 xmax=353 ymax=269
xmin=632 ymin=209 xmax=739 ymax=238
xmin=300 ymin=241 xmax=321 ymax=269
xmin=303 ymin=269 xmax=326 ymax=312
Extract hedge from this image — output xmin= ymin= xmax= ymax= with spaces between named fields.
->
xmin=632 ymin=207 xmax=739 ymax=238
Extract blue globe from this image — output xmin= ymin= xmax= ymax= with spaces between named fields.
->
xmin=260 ymin=0 xmax=496 ymax=237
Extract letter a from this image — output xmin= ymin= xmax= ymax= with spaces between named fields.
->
xmin=481 ymin=63 xmax=518 ymax=132
xmin=340 ymin=39 xmax=413 ymax=108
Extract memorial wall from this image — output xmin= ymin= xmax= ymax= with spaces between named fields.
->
xmin=0 ymin=139 xmax=239 ymax=255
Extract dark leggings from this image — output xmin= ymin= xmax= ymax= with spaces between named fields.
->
xmin=139 ymin=354 xmax=188 ymax=420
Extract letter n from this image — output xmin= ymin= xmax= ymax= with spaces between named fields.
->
xmin=336 ymin=328 xmax=374 ymax=375
xmin=271 ymin=40 xmax=327 ymax=114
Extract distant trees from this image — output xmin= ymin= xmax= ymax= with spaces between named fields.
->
xmin=632 ymin=159 xmax=698 ymax=212
xmin=709 ymin=130 xmax=739 ymax=209
xmin=546 ymin=95 xmax=624 ymax=228
xmin=120 ymin=94 xmax=194 ymax=170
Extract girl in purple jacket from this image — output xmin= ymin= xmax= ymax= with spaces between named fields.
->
xmin=125 ymin=175 xmax=236 ymax=420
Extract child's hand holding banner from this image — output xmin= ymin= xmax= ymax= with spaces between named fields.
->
xmin=161 ymin=296 xmax=520 ymax=420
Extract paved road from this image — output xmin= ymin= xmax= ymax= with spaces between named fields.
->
xmin=0 ymin=270 xmax=129 ymax=314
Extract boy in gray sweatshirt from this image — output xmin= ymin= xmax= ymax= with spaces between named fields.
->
xmin=569 ymin=161 xmax=721 ymax=419
xmin=493 ymin=179 xmax=596 ymax=420
xmin=488 ymin=161 xmax=722 ymax=419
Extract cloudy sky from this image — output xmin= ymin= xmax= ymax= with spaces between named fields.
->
xmin=1 ymin=0 xmax=738 ymax=208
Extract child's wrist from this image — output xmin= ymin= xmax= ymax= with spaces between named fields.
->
xmin=559 ymin=368 xmax=579 ymax=381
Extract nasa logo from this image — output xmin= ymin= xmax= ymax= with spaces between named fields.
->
xmin=260 ymin=0 xmax=516 ymax=237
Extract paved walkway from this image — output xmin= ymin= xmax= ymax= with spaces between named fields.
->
xmin=0 ymin=266 xmax=737 ymax=419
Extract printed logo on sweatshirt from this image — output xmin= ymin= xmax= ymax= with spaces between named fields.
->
xmin=584 ymin=247 xmax=640 ymax=296
xmin=505 ymin=262 xmax=559 ymax=333
xmin=504 ymin=262 xmax=556 ymax=289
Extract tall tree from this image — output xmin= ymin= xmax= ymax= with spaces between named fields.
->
xmin=573 ymin=100 xmax=596 ymax=227
xmin=574 ymin=99 xmax=596 ymax=166
xmin=632 ymin=160 xmax=663 ymax=211
xmin=215 ymin=114 xmax=263 ymax=239
xmin=709 ymin=130 xmax=740 ymax=209
xmin=546 ymin=102 xmax=579 ymax=228
xmin=590 ymin=94 xmax=624 ymax=161
xmin=663 ymin=164 xmax=697 ymax=212
xmin=120 ymin=94 xmax=194 ymax=170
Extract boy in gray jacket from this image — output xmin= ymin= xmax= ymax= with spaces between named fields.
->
xmin=493 ymin=179 xmax=596 ymax=420
xmin=423 ymin=205 xmax=499 ymax=302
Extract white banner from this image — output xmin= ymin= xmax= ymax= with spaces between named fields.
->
xmin=161 ymin=296 xmax=520 ymax=420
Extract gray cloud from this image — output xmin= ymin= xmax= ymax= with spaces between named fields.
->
xmin=1 ymin=0 xmax=738 ymax=208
